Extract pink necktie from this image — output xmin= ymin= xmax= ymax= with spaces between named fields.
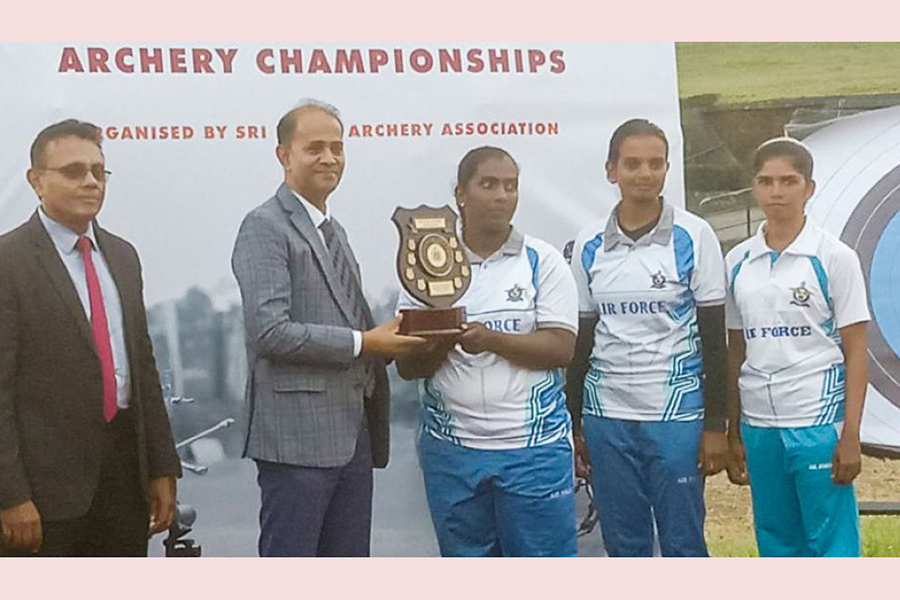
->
xmin=76 ymin=237 xmax=117 ymax=423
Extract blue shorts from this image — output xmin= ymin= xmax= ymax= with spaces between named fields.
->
xmin=741 ymin=422 xmax=860 ymax=557
xmin=582 ymin=416 xmax=708 ymax=557
xmin=418 ymin=432 xmax=577 ymax=557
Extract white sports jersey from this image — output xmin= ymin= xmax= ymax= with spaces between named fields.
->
xmin=397 ymin=228 xmax=578 ymax=450
xmin=725 ymin=219 xmax=870 ymax=428
xmin=571 ymin=201 xmax=726 ymax=422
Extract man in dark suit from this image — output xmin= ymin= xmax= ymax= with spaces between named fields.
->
xmin=232 ymin=100 xmax=424 ymax=556
xmin=0 ymin=119 xmax=182 ymax=556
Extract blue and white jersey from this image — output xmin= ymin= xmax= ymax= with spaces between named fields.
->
xmin=397 ymin=228 xmax=578 ymax=450
xmin=725 ymin=219 xmax=870 ymax=428
xmin=571 ymin=201 xmax=726 ymax=422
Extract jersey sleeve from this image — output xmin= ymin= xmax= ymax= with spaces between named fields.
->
xmin=570 ymin=231 xmax=597 ymax=316
xmin=724 ymin=280 xmax=743 ymax=330
xmin=533 ymin=244 xmax=579 ymax=334
xmin=690 ymin=221 xmax=726 ymax=307
xmin=831 ymin=245 xmax=871 ymax=329
xmin=724 ymin=246 xmax=750 ymax=330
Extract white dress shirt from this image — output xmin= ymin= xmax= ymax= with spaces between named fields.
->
xmin=38 ymin=209 xmax=132 ymax=408
xmin=288 ymin=188 xmax=364 ymax=357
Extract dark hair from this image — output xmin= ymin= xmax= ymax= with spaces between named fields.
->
xmin=30 ymin=119 xmax=102 ymax=168
xmin=752 ymin=137 xmax=814 ymax=180
xmin=276 ymin=99 xmax=343 ymax=146
xmin=607 ymin=118 xmax=669 ymax=163
xmin=455 ymin=146 xmax=519 ymax=197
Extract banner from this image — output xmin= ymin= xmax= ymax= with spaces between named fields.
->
xmin=0 ymin=43 xmax=684 ymax=309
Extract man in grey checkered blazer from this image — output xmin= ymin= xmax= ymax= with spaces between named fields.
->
xmin=231 ymin=100 xmax=425 ymax=557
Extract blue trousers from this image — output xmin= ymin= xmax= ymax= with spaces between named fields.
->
xmin=742 ymin=423 xmax=860 ymax=557
xmin=255 ymin=426 xmax=373 ymax=557
xmin=419 ymin=433 xmax=577 ymax=557
xmin=583 ymin=416 xmax=708 ymax=557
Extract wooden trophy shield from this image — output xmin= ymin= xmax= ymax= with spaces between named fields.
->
xmin=391 ymin=205 xmax=471 ymax=335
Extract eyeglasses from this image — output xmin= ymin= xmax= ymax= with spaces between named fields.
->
xmin=40 ymin=163 xmax=112 ymax=182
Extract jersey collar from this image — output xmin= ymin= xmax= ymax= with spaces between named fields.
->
xmin=462 ymin=226 xmax=524 ymax=264
xmin=747 ymin=217 xmax=823 ymax=262
xmin=603 ymin=198 xmax=673 ymax=252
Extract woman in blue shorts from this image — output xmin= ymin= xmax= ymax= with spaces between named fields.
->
xmin=567 ymin=119 xmax=728 ymax=557
xmin=725 ymin=138 xmax=869 ymax=557
xmin=396 ymin=146 xmax=580 ymax=557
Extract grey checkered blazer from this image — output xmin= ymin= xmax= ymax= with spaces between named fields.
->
xmin=231 ymin=184 xmax=390 ymax=468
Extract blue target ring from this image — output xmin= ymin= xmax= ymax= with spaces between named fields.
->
xmin=841 ymin=163 xmax=900 ymax=410
xmin=870 ymin=211 xmax=900 ymax=358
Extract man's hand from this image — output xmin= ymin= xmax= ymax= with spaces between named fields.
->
xmin=573 ymin=430 xmax=591 ymax=479
xmin=1 ymin=500 xmax=42 ymax=553
xmin=698 ymin=431 xmax=728 ymax=476
xmin=362 ymin=316 xmax=428 ymax=358
xmin=458 ymin=322 xmax=497 ymax=355
xmin=833 ymin=430 xmax=862 ymax=486
xmin=148 ymin=477 xmax=177 ymax=536
xmin=726 ymin=432 xmax=749 ymax=485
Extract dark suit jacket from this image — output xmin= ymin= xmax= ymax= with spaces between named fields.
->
xmin=0 ymin=211 xmax=182 ymax=521
xmin=232 ymin=185 xmax=391 ymax=469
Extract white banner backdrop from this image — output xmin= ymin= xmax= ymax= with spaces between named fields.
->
xmin=0 ymin=43 xmax=683 ymax=308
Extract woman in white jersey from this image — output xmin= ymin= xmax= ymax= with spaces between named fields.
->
xmin=396 ymin=146 xmax=580 ymax=557
xmin=567 ymin=119 xmax=728 ymax=556
xmin=725 ymin=138 xmax=869 ymax=556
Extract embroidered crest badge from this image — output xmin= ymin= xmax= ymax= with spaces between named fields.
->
xmin=650 ymin=271 xmax=666 ymax=289
xmin=790 ymin=282 xmax=812 ymax=307
xmin=506 ymin=284 xmax=525 ymax=302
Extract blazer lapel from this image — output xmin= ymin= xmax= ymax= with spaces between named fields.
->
xmin=276 ymin=184 xmax=357 ymax=326
xmin=28 ymin=212 xmax=96 ymax=353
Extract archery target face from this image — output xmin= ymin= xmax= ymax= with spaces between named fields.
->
xmin=805 ymin=106 xmax=900 ymax=448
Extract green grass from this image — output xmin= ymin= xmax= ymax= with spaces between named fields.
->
xmin=709 ymin=538 xmax=759 ymax=557
xmin=677 ymin=42 xmax=900 ymax=105
xmin=862 ymin=516 xmax=900 ymax=557
xmin=708 ymin=516 xmax=900 ymax=557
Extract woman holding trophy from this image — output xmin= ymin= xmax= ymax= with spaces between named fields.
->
xmin=396 ymin=146 xmax=579 ymax=557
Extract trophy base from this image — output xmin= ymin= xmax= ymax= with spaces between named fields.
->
xmin=399 ymin=307 xmax=466 ymax=336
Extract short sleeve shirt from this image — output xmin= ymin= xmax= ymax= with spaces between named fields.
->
xmin=570 ymin=201 xmax=726 ymax=422
xmin=725 ymin=218 xmax=870 ymax=428
xmin=397 ymin=228 xmax=578 ymax=450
